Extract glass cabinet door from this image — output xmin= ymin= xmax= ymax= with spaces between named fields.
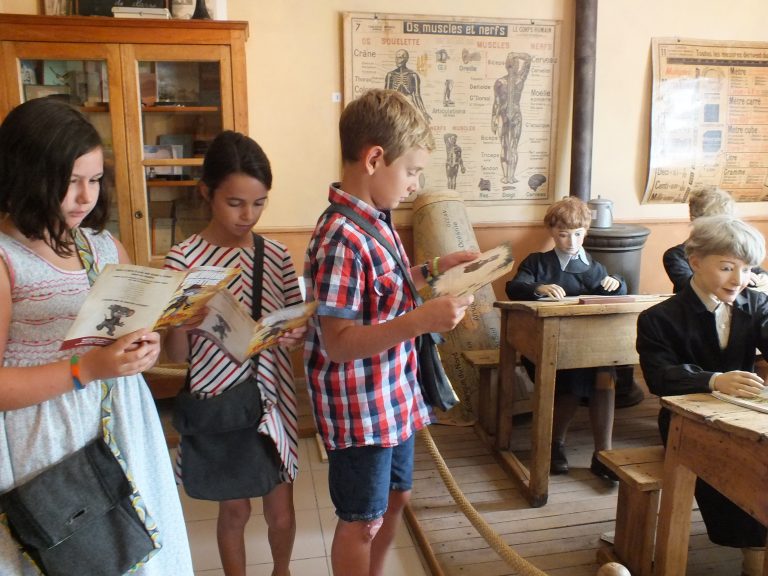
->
xmin=0 ymin=18 xmax=248 ymax=270
xmin=125 ymin=45 xmax=234 ymax=265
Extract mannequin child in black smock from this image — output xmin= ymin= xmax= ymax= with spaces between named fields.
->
xmin=505 ymin=196 xmax=627 ymax=481
xmin=637 ymin=215 xmax=767 ymax=576
xmin=663 ymin=186 xmax=768 ymax=293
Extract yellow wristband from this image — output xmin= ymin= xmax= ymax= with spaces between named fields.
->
xmin=70 ymin=355 xmax=85 ymax=391
xmin=432 ymin=256 xmax=440 ymax=277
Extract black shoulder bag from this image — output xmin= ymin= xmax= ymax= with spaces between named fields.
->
xmin=323 ymin=204 xmax=459 ymax=412
xmin=172 ymin=233 xmax=283 ymax=501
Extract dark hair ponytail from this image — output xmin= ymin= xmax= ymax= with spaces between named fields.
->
xmin=201 ymin=131 xmax=272 ymax=196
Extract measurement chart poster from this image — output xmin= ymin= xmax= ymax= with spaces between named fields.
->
xmin=644 ymin=38 xmax=768 ymax=203
xmin=344 ymin=13 xmax=562 ymax=205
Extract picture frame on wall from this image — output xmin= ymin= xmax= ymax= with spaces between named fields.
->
xmin=344 ymin=12 xmax=562 ymax=207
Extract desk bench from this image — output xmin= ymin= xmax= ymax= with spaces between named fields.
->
xmin=596 ymin=445 xmax=665 ymax=576
xmin=462 ymin=349 xmax=531 ymax=439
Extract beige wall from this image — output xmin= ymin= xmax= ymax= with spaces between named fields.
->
xmin=227 ymin=0 xmax=768 ymax=229
xmin=1 ymin=0 xmax=34 ymax=13
xmin=227 ymin=0 xmax=573 ymax=229
xmin=3 ymin=0 xmax=768 ymax=292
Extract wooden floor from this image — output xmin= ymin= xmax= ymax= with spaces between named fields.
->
xmin=159 ymin=372 xmax=746 ymax=575
xmin=408 ymin=375 xmax=743 ymax=576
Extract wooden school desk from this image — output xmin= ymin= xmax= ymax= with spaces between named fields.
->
xmin=493 ymin=296 xmax=668 ymax=507
xmin=654 ymin=394 xmax=768 ymax=576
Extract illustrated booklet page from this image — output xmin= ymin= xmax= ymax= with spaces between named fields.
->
xmin=61 ymin=264 xmax=238 ymax=349
xmin=193 ymin=291 xmax=317 ymax=363
xmin=430 ymin=242 xmax=515 ymax=297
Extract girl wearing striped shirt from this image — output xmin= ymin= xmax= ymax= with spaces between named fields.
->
xmin=164 ymin=131 xmax=306 ymax=576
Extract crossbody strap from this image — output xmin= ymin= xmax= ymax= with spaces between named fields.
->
xmin=251 ymin=232 xmax=264 ymax=319
xmin=323 ymin=204 xmax=423 ymax=306
xmin=250 ymin=233 xmax=264 ymax=373
xmin=72 ymin=227 xmax=162 ymax=560
xmin=72 ymin=227 xmax=100 ymax=285
xmin=72 ymin=228 xmax=114 ymax=419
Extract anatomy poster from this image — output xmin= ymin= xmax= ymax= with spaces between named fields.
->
xmin=344 ymin=12 xmax=562 ymax=205
xmin=644 ymin=38 xmax=768 ymax=203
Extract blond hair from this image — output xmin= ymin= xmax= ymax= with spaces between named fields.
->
xmin=544 ymin=196 xmax=592 ymax=230
xmin=339 ymin=89 xmax=434 ymax=165
xmin=685 ymin=215 xmax=765 ymax=266
xmin=688 ymin=187 xmax=734 ymax=220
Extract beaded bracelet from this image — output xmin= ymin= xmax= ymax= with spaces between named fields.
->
xmin=70 ymin=355 xmax=85 ymax=391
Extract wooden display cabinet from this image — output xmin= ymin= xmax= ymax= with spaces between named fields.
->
xmin=0 ymin=14 xmax=249 ymax=267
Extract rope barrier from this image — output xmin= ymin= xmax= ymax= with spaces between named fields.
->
xmin=144 ymin=364 xmax=187 ymax=378
xmin=418 ymin=426 xmax=548 ymax=576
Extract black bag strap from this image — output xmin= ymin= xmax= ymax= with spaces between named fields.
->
xmin=322 ymin=204 xmax=444 ymax=351
xmin=322 ymin=204 xmax=423 ymax=306
xmin=250 ymin=233 xmax=264 ymax=372
xmin=251 ymin=232 xmax=264 ymax=320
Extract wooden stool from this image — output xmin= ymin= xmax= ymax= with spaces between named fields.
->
xmin=596 ymin=445 xmax=665 ymax=576
xmin=461 ymin=349 xmax=499 ymax=437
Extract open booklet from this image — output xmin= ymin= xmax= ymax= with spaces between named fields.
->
xmin=430 ymin=242 xmax=515 ymax=297
xmin=712 ymin=389 xmax=768 ymax=414
xmin=192 ymin=290 xmax=317 ymax=363
xmin=61 ymin=264 xmax=239 ymax=349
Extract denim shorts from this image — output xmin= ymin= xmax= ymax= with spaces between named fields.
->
xmin=327 ymin=434 xmax=415 ymax=522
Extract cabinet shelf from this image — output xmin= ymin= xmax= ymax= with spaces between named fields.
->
xmin=144 ymin=158 xmax=202 ymax=167
xmin=147 ymin=179 xmax=198 ymax=187
xmin=143 ymin=105 xmax=219 ymax=113
xmin=81 ymin=104 xmax=110 ymax=113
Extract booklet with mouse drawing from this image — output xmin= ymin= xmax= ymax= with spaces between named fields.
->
xmin=61 ymin=263 xmax=317 ymax=361
xmin=190 ymin=290 xmax=317 ymax=363
xmin=61 ymin=264 xmax=239 ymax=349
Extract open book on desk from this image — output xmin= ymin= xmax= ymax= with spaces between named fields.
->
xmin=430 ymin=242 xmax=515 ymax=297
xmin=192 ymin=291 xmax=317 ymax=363
xmin=61 ymin=264 xmax=238 ymax=349
xmin=712 ymin=389 xmax=768 ymax=414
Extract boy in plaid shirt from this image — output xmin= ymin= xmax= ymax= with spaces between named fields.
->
xmin=304 ymin=89 xmax=475 ymax=576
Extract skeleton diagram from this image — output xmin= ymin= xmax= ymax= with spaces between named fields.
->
xmin=491 ymin=52 xmax=532 ymax=186
xmin=444 ymin=133 xmax=465 ymax=190
xmin=443 ymin=79 xmax=454 ymax=107
xmin=384 ymin=49 xmax=432 ymax=123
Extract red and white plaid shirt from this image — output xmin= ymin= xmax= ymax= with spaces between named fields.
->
xmin=303 ymin=186 xmax=432 ymax=450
